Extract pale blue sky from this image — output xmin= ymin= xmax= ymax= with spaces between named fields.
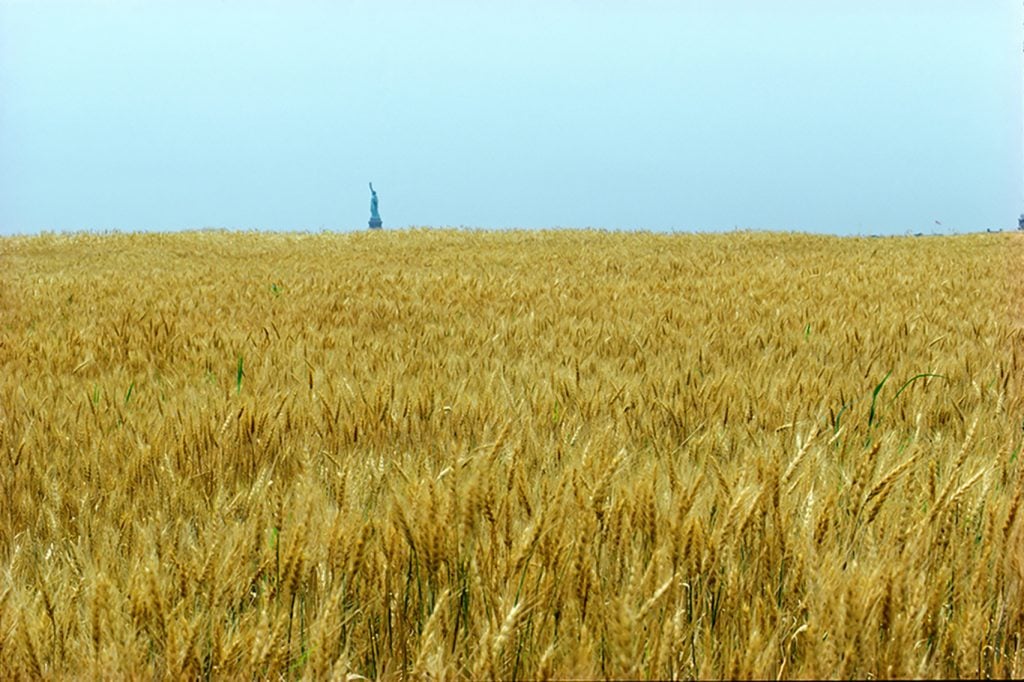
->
xmin=1 ymin=0 xmax=1021 ymax=235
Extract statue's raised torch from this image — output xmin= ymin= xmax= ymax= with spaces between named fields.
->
xmin=369 ymin=183 xmax=382 ymax=229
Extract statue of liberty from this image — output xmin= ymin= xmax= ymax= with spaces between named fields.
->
xmin=368 ymin=182 xmax=382 ymax=229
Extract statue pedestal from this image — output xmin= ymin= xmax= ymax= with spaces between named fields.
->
xmin=368 ymin=218 xmax=382 ymax=230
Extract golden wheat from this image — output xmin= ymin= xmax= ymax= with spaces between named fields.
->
xmin=0 ymin=228 xmax=1020 ymax=678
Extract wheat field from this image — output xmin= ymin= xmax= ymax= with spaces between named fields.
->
xmin=0 ymin=228 xmax=1021 ymax=679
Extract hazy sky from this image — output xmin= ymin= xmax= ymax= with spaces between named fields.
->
xmin=1 ymin=0 xmax=1021 ymax=235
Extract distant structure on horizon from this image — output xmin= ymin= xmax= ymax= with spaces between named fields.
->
xmin=369 ymin=182 xmax=382 ymax=230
